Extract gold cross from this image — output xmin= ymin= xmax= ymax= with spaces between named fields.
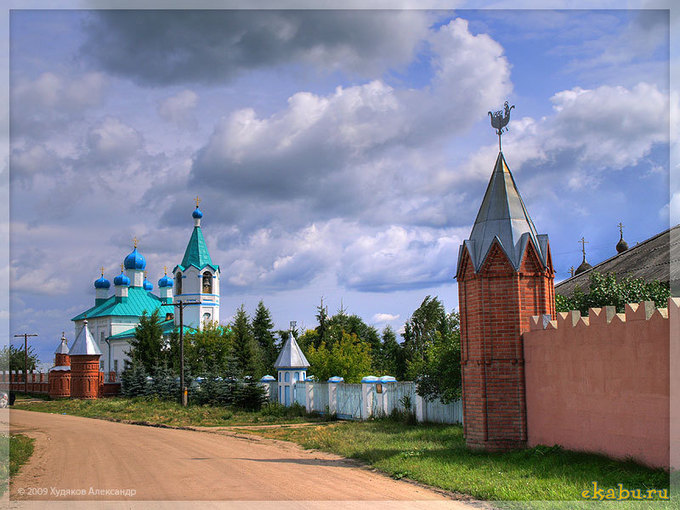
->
xmin=569 ymin=266 xmax=574 ymax=277
xmin=121 ymin=263 xmax=125 ymax=272
xmin=100 ymin=266 xmax=105 ymax=276
xmin=133 ymin=236 xmax=138 ymax=248
xmin=618 ymin=222 xmax=624 ymax=236
xmin=579 ymin=237 xmax=589 ymax=257
xmin=164 ymin=266 xmax=168 ymax=275
xmin=195 ymin=195 xmax=201 ymax=208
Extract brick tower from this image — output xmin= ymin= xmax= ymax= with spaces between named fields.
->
xmin=456 ymin=149 xmax=555 ymax=451
xmin=48 ymin=333 xmax=71 ymax=398
xmin=69 ymin=320 xmax=102 ymax=399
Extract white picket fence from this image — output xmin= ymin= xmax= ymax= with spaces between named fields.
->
xmin=268 ymin=380 xmax=462 ymax=425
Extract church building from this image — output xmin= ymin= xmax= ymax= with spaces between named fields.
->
xmin=71 ymin=201 xmax=220 ymax=374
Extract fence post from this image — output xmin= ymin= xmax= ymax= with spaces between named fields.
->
xmin=328 ymin=382 xmax=338 ymax=415
xmin=361 ymin=382 xmax=372 ymax=420
xmin=415 ymin=394 xmax=425 ymax=423
xmin=306 ymin=382 xmax=313 ymax=414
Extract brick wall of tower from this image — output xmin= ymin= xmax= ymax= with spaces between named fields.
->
xmin=458 ymin=240 xmax=554 ymax=451
xmin=70 ymin=355 xmax=101 ymax=399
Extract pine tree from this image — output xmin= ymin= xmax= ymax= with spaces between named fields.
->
xmin=127 ymin=309 xmax=165 ymax=375
xmin=379 ymin=326 xmax=404 ymax=378
xmin=121 ymin=360 xmax=151 ymax=398
xmin=315 ymin=298 xmax=329 ymax=348
xmin=231 ymin=305 xmax=262 ymax=378
xmin=252 ymin=301 xmax=277 ymax=375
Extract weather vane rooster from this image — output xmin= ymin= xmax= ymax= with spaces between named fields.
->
xmin=488 ymin=101 xmax=515 ymax=151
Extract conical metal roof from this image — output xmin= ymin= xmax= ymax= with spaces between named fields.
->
xmin=274 ymin=334 xmax=309 ymax=369
xmin=54 ymin=333 xmax=69 ymax=355
xmin=458 ymin=152 xmax=547 ymax=273
xmin=69 ymin=320 xmax=102 ymax=356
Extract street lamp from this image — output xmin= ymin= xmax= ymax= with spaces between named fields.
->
xmin=13 ymin=333 xmax=37 ymax=394
xmin=162 ymin=299 xmax=197 ymax=407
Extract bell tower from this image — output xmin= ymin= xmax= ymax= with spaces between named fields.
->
xmin=173 ymin=198 xmax=220 ymax=329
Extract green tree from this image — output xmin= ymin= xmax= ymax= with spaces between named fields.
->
xmin=185 ymin=321 xmax=233 ymax=374
xmin=415 ymin=311 xmax=461 ymax=403
xmin=402 ymin=296 xmax=449 ymax=379
xmin=377 ymin=326 xmax=404 ymax=378
xmin=306 ymin=331 xmax=373 ymax=383
xmin=252 ymin=301 xmax=277 ymax=375
xmin=315 ymin=298 xmax=330 ymax=347
xmin=0 ymin=344 xmax=39 ymax=372
xmin=231 ymin=305 xmax=262 ymax=378
xmin=401 ymin=296 xmax=461 ymax=403
xmin=127 ymin=309 xmax=165 ymax=374
xmin=556 ymin=272 xmax=671 ymax=315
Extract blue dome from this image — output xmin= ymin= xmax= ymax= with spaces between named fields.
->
xmin=192 ymin=207 xmax=203 ymax=219
xmin=113 ymin=271 xmax=130 ymax=286
xmin=143 ymin=279 xmax=153 ymax=291
xmin=124 ymin=248 xmax=146 ymax=270
xmin=158 ymin=274 xmax=173 ymax=288
xmin=94 ymin=275 xmax=110 ymax=289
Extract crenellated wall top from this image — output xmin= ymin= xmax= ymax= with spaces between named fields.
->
xmin=529 ymin=297 xmax=679 ymax=331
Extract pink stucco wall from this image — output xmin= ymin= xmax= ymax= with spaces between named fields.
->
xmin=524 ymin=299 xmax=677 ymax=469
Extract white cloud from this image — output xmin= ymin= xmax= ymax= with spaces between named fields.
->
xmin=158 ymin=90 xmax=198 ymax=125
xmin=86 ymin=117 xmax=142 ymax=163
xmin=191 ymin=17 xmax=511 ymax=226
xmin=372 ymin=313 xmax=400 ymax=323
xmin=13 ymin=72 xmax=105 ymax=112
xmin=338 ymin=225 xmax=466 ymax=292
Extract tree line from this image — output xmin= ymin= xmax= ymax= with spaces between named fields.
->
xmin=126 ymin=296 xmax=462 ymax=404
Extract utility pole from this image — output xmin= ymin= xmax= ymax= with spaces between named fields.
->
xmin=13 ymin=333 xmax=37 ymax=393
xmin=162 ymin=299 xmax=195 ymax=406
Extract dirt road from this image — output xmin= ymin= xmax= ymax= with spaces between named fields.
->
xmin=8 ymin=409 xmax=483 ymax=507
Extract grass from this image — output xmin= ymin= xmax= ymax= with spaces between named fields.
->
xmin=9 ymin=434 xmax=35 ymax=477
xmin=13 ymin=397 xmax=323 ymax=427
xmin=0 ymin=433 xmax=36 ymax=496
xmin=242 ymin=419 xmax=671 ymax=503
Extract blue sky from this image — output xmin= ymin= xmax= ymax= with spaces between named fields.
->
xmin=4 ymin=8 xmax=676 ymax=365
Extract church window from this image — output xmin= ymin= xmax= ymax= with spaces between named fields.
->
xmin=203 ymin=312 xmax=211 ymax=323
xmin=176 ymin=272 xmax=182 ymax=295
xmin=285 ymin=372 xmax=290 ymax=382
xmin=114 ymin=360 xmax=119 ymax=373
xmin=202 ymin=272 xmax=212 ymax=293
xmin=100 ymin=332 xmax=105 ymax=344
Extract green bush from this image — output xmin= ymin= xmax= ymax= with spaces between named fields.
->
xmin=557 ymin=272 xmax=670 ymax=316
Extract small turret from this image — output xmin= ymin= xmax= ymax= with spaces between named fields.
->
xmin=616 ymin=222 xmax=629 ymax=253
xmin=124 ymin=237 xmax=146 ymax=287
xmin=94 ymin=267 xmax=110 ymax=306
xmin=158 ymin=267 xmax=173 ymax=304
xmin=575 ymin=237 xmax=592 ymax=275
xmin=113 ymin=264 xmax=130 ymax=302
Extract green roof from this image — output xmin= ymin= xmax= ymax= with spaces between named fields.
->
xmin=176 ymin=226 xmax=218 ymax=272
xmin=72 ymin=287 xmax=166 ymax=321
xmin=108 ymin=319 xmax=195 ymax=340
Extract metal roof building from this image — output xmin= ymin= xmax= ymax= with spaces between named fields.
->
xmin=555 ymin=225 xmax=680 ymax=298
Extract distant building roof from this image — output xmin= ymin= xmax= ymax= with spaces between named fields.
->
xmin=69 ymin=321 xmax=102 ymax=356
xmin=555 ymin=225 xmax=679 ymax=298
xmin=71 ymin=287 xmax=164 ymax=321
xmin=108 ymin=320 xmax=194 ymax=341
xmin=274 ymin=334 xmax=310 ymax=369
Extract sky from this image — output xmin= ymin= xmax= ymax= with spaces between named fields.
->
xmin=4 ymin=7 xmax=677 ymax=365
